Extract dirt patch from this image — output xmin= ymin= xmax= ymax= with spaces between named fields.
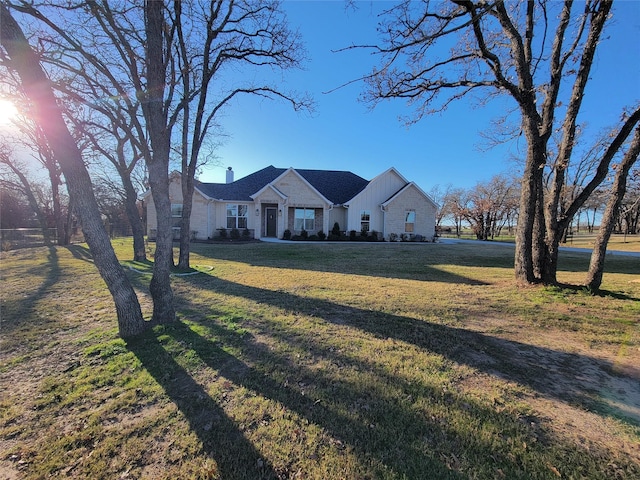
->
xmin=459 ymin=313 xmax=640 ymax=464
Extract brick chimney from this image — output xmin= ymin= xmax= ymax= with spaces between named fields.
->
xmin=226 ymin=166 xmax=234 ymax=184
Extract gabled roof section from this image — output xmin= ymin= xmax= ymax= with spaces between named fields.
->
xmin=195 ymin=165 xmax=284 ymax=201
xmin=194 ymin=165 xmax=369 ymax=204
xmin=295 ymin=169 xmax=369 ymax=205
xmin=382 ymin=182 xmax=438 ymax=208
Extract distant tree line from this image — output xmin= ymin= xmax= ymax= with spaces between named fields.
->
xmin=430 ymin=163 xmax=640 ymax=241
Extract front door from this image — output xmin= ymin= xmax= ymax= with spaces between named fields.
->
xmin=266 ymin=208 xmax=277 ymax=237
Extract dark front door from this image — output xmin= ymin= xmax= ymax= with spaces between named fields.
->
xmin=266 ymin=208 xmax=277 ymax=237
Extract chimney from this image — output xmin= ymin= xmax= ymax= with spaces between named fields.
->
xmin=226 ymin=166 xmax=234 ymax=184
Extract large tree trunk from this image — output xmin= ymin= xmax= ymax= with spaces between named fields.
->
xmin=586 ymin=126 xmax=640 ymax=290
xmin=1 ymin=4 xmax=146 ymax=337
xmin=177 ymin=174 xmax=194 ymax=269
xmin=144 ymin=0 xmax=176 ymax=324
xmin=514 ymin=160 xmax=537 ymax=282
xmin=515 ymin=129 xmax=546 ymax=283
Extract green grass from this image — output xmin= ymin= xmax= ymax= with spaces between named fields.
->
xmin=1 ymin=239 xmax=639 ymax=479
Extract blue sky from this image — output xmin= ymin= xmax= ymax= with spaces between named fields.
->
xmin=198 ymin=0 xmax=640 ymax=192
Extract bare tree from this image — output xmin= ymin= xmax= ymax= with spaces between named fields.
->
xmin=0 ymin=143 xmax=51 ymax=240
xmin=440 ymin=187 xmax=467 ymax=237
xmin=7 ymin=0 xmax=178 ymax=323
xmin=169 ymin=0 xmax=310 ymax=269
xmin=618 ymin=166 xmax=640 ymax=234
xmin=586 ymin=125 xmax=640 ymax=289
xmin=428 ymin=184 xmax=450 ymax=230
xmin=0 ymin=88 xmax=71 ymax=244
xmin=70 ymin=114 xmax=148 ymax=261
xmin=0 ymin=2 xmax=146 ymax=336
xmin=358 ymin=0 xmax=639 ymax=285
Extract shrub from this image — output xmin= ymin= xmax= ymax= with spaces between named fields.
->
xmin=230 ymin=228 xmax=240 ymax=239
xmin=349 ymin=230 xmax=357 ymax=241
xmin=368 ymin=230 xmax=378 ymax=242
xmin=218 ymin=228 xmax=227 ymax=238
xmin=400 ymin=233 xmax=409 ymax=242
xmin=242 ymin=228 xmax=251 ymax=239
xmin=389 ymin=232 xmax=398 ymax=242
xmin=301 ymin=229 xmax=308 ymax=240
xmin=331 ymin=222 xmax=341 ymax=237
xmin=308 ymin=234 xmax=319 ymax=241
xmin=317 ymin=230 xmax=326 ymax=241
xmin=283 ymin=229 xmax=292 ymax=240
xmin=327 ymin=234 xmax=341 ymax=241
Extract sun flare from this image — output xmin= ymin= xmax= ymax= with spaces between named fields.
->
xmin=0 ymin=99 xmax=19 ymax=125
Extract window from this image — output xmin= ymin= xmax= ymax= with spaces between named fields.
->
xmin=226 ymin=204 xmax=248 ymax=229
xmin=360 ymin=210 xmax=370 ymax=232
xmin=171 ymin=204 xmax=183 ymax=217
xmin=405 ymin=211 xmax=415 ymax=233
xmin=294 ymin=208 xmax=315 ymax=231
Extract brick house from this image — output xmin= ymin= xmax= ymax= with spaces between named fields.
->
xmin=144 ymin=165 xmax=437 ymax=241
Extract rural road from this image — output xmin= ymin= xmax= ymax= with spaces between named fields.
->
xmin=438 ymin=237 xmax=640 ymax=257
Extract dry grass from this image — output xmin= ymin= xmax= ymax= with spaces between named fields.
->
xmin=562 ymin=233 xmax=640 ymax=252
xmin=1 ymin=239 xmax=639 ymax=479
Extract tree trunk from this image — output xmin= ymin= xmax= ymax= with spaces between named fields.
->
xmin=515 ymin=137 xmax=545 ymax=283
xmin=586 ymin=126 xmax=640 ymax=290
xmin=177 ymin=172 xmax=193 ymax=269
xmin=0 ymin=4 xmax=146 ymax=337
xmin=49 ymin=169 xmax=68 ymax=246
xmin=144 ymin=0 xmax=176 ymax=324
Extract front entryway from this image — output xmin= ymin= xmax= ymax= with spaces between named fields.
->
xmin=266 ymin=208 xmax=277 ymax=237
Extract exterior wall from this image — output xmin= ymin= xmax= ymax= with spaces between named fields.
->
xmin=383 ymin=184 xmax=437 ymax=240
xmin=189 ymin=194 xmax=210 ymax=240
xmin=327 ymin=207 xmax=347 ymax=234
xmin=274 ymin=171 xmax=326 ymax=208
xmin=146 ymin=177 xmax=211 ymax=240
xmin=347 ymin=170 xmax=406 ymax=234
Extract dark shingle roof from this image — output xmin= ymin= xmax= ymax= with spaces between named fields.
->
xmin=195 ymin=166 xmax=369 ymax=204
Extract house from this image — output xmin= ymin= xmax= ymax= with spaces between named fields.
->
xmin=144 ymin=165 xmax=438 ymax=241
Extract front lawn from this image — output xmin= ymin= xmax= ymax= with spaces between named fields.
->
xmin=1 ymin=240 xmax=638 ymax=479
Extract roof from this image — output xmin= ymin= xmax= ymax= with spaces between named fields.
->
xmin=195 ymin=165 xmax=369 ymax=204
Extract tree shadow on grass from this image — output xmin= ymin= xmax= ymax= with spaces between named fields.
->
xmin=155 ymin=320 xmax=475 ymax=478
xmin=178 ymin=273 xmax=640 ymax=428
xmin=555 ymin=282 xmax=640 ymax=302
xmin=0 ymin=246 xmax=60 ymax=336
xmin=127 ymin=331 xmax=280 ymax=480
xmin=65 ymin=244 xmax=94 ymax=263
xmin=189 ymin=242 xmax=491 ymax=285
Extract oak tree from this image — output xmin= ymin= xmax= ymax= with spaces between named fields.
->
xmin=0 ymin=3 xmax=146 ymax=337
xmin=361 ymin=0 xmax=639 ymax=285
